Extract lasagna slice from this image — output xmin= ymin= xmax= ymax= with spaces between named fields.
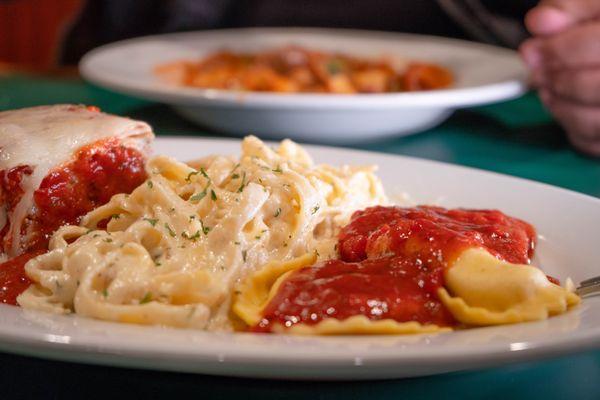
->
xmin=0 ymin=105 xmax=154 ymax=260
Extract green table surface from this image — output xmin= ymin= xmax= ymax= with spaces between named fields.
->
xmin=0 ymin=73 xmax=599 ymax=399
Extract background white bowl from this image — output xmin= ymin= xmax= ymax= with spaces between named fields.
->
xmin=80 ymin=28 xmax=528 ymax=143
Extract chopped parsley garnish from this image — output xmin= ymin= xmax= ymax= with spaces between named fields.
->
xmin=164 ymin=223 xmax=176 ymax=237
xmin=210 ymin=189 xmax=217 ymax=201
xmin=103 ymin=238 xmax=113 ymax=243
xmin=182 ymin=230 xmax=201 ymax=241
xmin=229 ymin=163 xmax=240 ymax=177
xmin=255 ymin=235 xmax=261 ymax=240
xmin=234 ymin=241 xmax=241 ymax=245
xmin=200 ymin=167 xmax=210 ymax=179
xmin=140 ymin=292 xmax=152 ymax=304
xmin=326 ymin=59 xmax=343 ymax=75
xmin=242 ymin=250 xmax=248 ymax=262
xmin=110 ymin=214 xmax=121 ymax=220
xmin=147 ymin=180 xmax=154 ymax=189
xmin=155 ymin=261 xmax=162 ymax=267
xmin=102 ymin=289 xmax=108 ymax=298
xmin=189 ymin=215 xmax=196 ymax=220
xmin=272 ymin=165 xmax=283 ymax=173
xmin=189 ymin=190 xmax=207 ymax=202
xmin=311 ymin=205 xmax=320 ymax=215
xmin=185 ymin=170 xmax=199 ymax=182
xmin=143 ymin=218 xmax=158 ymax=227
xmin=199 ymin=219 xmax=211 ymax=235
xmin=237 ymin=172 xmax=247 ymax=193
xmin=189 ymin=181 xmax=212 ymax=203
xmin=274 ymin=208 xmax=281 ymax=217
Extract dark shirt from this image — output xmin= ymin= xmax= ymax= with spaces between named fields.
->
xmin=60 ymin=0 xmax=536 ymax=64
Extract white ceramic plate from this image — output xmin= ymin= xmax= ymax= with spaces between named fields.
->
xmin=1 ymin=137 xmax=598 ymax=380
xmin=80 ymin=28 xmax=528 ymax=143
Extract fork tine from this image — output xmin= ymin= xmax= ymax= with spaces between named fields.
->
xmin=576 ymin=282 xmax=600 ymax=297
xmin=579 ymin=276 xmax=600 ymax=287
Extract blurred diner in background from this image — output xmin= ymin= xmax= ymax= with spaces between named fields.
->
xmin=1 ymin=0 xmax=600 ymax=155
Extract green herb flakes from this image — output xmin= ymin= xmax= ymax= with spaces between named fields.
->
xmin=143 ymin=218 xmax=158 ymax=227
xmin=140 ymin=292 xmax=152 ymax=304
xmin=164 ymin=223 xmax=176 ymax=237
xmin=186 ymin=170 xmax=199 ymax=182
xmin=189 ymin=190 xmax=207 ymax=203
xmin=237 ymin=172 xmax=247 ymax=193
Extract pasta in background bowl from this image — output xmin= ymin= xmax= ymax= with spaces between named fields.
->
xmin=80 ymin=28 xmax=527 ymax=143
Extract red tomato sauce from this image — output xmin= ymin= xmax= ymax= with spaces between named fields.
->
xmin=339 ymin=206 xmax=536 ymax=265
xmin=0 ymin=250 xmax=44 ymax=305
xmin=253 ymin=206 xmax=537 ymax=332
xmin=1 ymin=137 xmax=147 ymax=254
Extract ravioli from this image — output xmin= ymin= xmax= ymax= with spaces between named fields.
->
xmin=233 ymin=206 xmax=580 ymax=335
xmin=233 ymin=253 xmax=449 ymax=335
xmin=438 ymin=248 xmax=580 ymax=325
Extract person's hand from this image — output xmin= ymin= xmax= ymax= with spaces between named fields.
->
xmin=520 ymin=0 xmax=600 ymax=156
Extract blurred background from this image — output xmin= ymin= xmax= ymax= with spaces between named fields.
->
xmin=1 ymin=0 xmax=536 ymax=71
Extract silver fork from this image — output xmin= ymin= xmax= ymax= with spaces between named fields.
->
xmin=576 ymin=276 xmax=600 ymax=297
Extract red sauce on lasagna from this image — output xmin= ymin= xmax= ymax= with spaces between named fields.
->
xmin=0 ymin=137 xmax=146 ymax=255
xmin=0 ymin=250 xmax=44 ymax=305
xmin=253 ymin=206 xmax=537 ymax=332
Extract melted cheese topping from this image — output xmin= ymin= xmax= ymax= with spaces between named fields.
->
xmin=0 ymin=105 xmax=154 ymax=257
xmin=438 ymin=248 xmax=580 ymax=325
xmin=18 ymin=136 xmax=386 ymax=330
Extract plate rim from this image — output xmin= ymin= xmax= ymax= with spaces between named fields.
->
xmin=2 ymin=136 xmax=598 ymax=379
